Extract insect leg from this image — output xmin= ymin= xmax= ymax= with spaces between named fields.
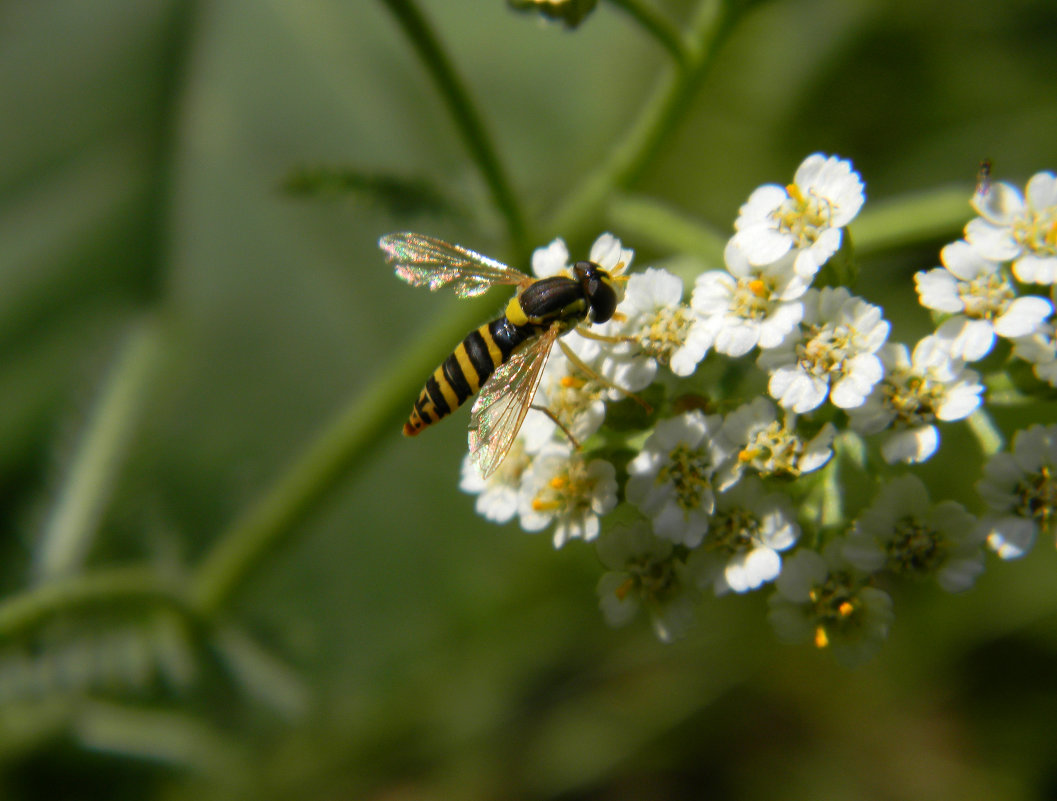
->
xmin=529 ymin=404 xmax=582 ymax=451
xmin=558 ymin=339 xmax=652 ymax=413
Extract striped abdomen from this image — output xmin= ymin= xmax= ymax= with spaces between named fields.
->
xmin=403 ymin=316 xmax=542 ymax=436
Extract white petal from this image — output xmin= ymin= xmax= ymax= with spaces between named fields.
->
xmin=937 ymin=555 xmax=985 ymax=593
xmin=769 ymin=367 xmax=827 ymax=413
xmin=964 ymin=219 xmax=1021 ymax=262
xmin=881 ymin=426 xmax=939 ymax=464
xmin=993 ymin=295 xmax=1054 ymax=337
xmin=915 ymin=268 xmax=963 ymax=313
xmin=986 ymin=515 xmax=1038 ymax=559
xmin=532 ymin=238 xmax=569 ymax=277
xmin=1025 ymin=171 xmax=1057 ymax=209
xmin=736 ymin=184 xmax=788 ymax=225
xmin=935 ymin=380 xmax=983 ymax=421
xmin=1012 ymin=254 xmax=1057 ymax=285
xmin=970 ymin=180 xmax=1025 ymax=225
xmin=940 ymin=317 xmax=996 ymax=361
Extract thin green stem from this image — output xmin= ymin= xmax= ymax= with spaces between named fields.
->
xmin=0 ymin=564 xmax=186 ymax=639
xmin=851 ymin=185 xmax=972 ymax=257
xmin=966 ymin=408 xmax=1005 ymax=457
xmin=188 ymin=298 xmax=493 ymax=616
xmin=606 ymin=0 xmax=690 ymax=68
xmin=381 ymin=0 xmax=528 ymax=253
xmin=35 ymin=316 xmax=165 ymax=583
xmin=544 ymin=0 xmax=730 ymax=239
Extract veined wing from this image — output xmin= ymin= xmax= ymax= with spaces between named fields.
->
xmin=379 ymin=232 xmax=528 ymax=298
xmin=468 ymin=327 xmax=559 ymax=479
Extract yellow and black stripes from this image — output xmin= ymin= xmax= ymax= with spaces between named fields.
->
xmin=403 ymin=317 xmax=539 ymax=436
xmin=402 ymin=266 xmax=622 ymax=438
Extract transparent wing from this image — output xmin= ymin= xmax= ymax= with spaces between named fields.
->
xmin=379 ymin=232 xmax=528 ymax=298
xmin=468 ymin=327 xmax=559 ymax=479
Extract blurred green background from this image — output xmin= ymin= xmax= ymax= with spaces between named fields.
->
xmin=2 ymin=0 xmax=1057 ymax=799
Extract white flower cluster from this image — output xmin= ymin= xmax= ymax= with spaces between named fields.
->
xmin=458 ymin=157 xmax=1057 ymax=662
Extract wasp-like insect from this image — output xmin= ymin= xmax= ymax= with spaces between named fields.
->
xmin=379 ymin=232 xmax=628 ymax=478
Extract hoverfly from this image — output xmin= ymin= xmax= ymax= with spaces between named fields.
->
xmin=379 ymin=232 xmax=628 ymax=479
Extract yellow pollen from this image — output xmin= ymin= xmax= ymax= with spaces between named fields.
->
xmin=532 ymin=497 xmax=561 ymax=512
xmin=838 ymin=601 xmax=854 ymax=617
xmin=549 ymin=475 xmax=568 ymax=491
xmin=748 ymin=279 xmax=767 ymax=298
xmin=561 ymin=376 xmax=585 ymax=389
xmin=786 ymin=183 xmax=804 ymax=203
xmin=814 ymin=626 xmax=829 ymax=649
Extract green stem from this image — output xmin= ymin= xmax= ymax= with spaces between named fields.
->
xmin=544 ymin=0 xmax=730 ymax=238
xmin=966 ymin=408 xmax=1004 ymax=457
xmin=35 ymin=315 xmax=165 ymax=583
xmin=606 ymin=192 xmax=727 ymax=266
xmin=188 ymin=298 xmax=493 ymax=616
xmin=381 ymin=0 xmax=528 ymax=253
xmin=605 ymin=0 xmax=690 ymax=68
xmin=0 ymin=564 xmax=186 ymax=639
xmin=851 ymin=185 xmax=971 ymax=257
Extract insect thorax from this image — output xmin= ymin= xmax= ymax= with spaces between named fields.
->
xmin=508 ymin=276 xmax=590 ymax=328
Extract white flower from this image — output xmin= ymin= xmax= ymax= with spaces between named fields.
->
xmin=531 ymin=232 xmax=633 ymax=279
xmin=626 ymin=411 xmax=726 ymax=547
xmin=517 ymin=444 xmax=618 ymax=547
xmin=691 ymin=241 xmax=807 ymax=357
xmin=977 ymin=423 xmax=1057 ymax=559
xmin=843 ymin=475 xmax=984 ymax=592
xmin=915 ymin=240 xmax=1053 ymax=361
xmin=460 ymin=438 xmax=533 ymax=523
xmin=847 ymin=335 xmax=984 ymax=464
xmin=767 ymin=544 xmax=894 ymax=666
xmin=686 ymin=478 xmax=800 ymax=595
xmin=967 ymin=171 xmax=1057 ymax=285
xmin=600 ymin=267 xmax=711 ymax=384
xmin=531 ymin=237 xmax=571 ymax=278
xmin=596 ymin=522 xmax=696 ymax=643
xmin=732 ymin=153 xmax=865 ymax=280
xmin=1011 ymin=322 xmax=1057 ymax=388
xmin=715 ymin=396 xmax=836 ymax=489
xmin=757 ymin=286 xmax=889 ymax=413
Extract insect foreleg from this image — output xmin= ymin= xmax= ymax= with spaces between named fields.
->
xmin=574 ymin=325 xmax=635 ymax=345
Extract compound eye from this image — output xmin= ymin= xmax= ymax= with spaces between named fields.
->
xmin=589 ymin=284 xmax=617 ymax=323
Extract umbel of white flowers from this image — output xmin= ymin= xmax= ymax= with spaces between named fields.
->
xmin=460 ymin=155 xmax=1057 ymax=662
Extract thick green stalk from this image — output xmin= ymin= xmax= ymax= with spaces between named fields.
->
xmin=606 ymin=0 xmax=690 ymax=67
xmin=188 ymin=299 xmax=491 ymax=616
xmin=380 ymin=0 xmax=529 ymax=253
xmin=544 ymin=0 xmax=730 ymax=238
